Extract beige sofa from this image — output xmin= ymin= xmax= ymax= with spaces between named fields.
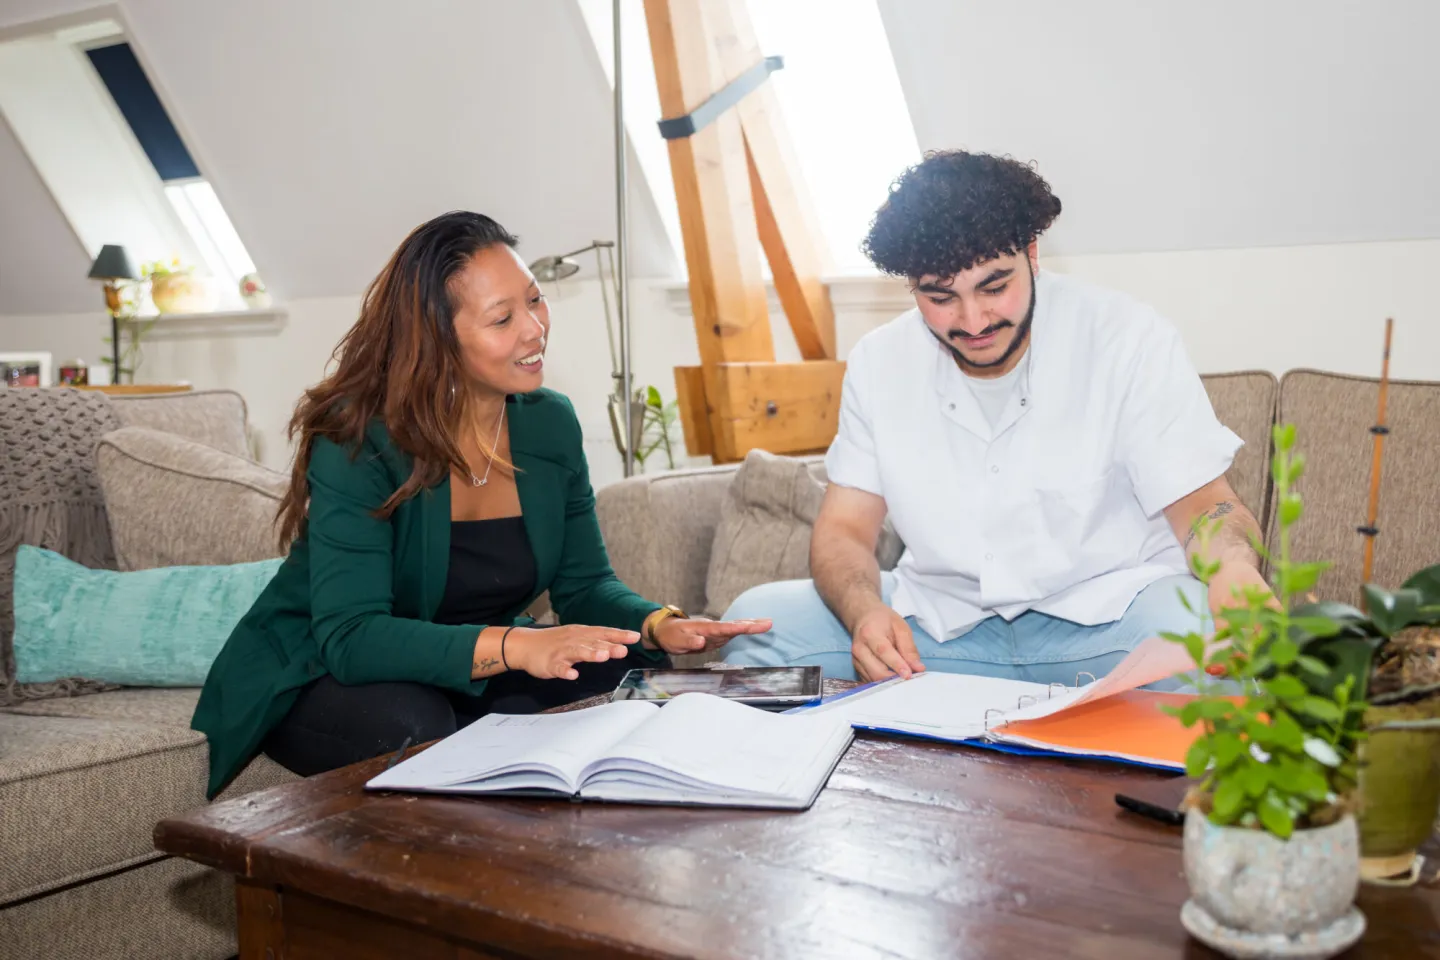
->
xmin=1 ymin=370 xmax=1436 ymax=958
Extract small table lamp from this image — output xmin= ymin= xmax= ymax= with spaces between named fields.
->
xmin=87 ymin=244 xmax=140 ymax=384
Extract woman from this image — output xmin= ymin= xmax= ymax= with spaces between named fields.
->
xmin=193 ymin=211 xmax=769 ymax=799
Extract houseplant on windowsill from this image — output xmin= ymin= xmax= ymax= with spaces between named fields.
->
xmin=143 ymin=257 xmax=218 ymax=314
xmin=1290 ymin=566 xmax=1440 ymax=881
xmin=1166 ymin=424 xmax=1367 ymax=959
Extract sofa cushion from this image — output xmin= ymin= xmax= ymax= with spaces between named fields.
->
xmin=110 ymin=389 xmax=251 ymax=458
xmin=96 ymin=427 xmax=287 ymax=571
xmin=597 ymin=464 xmax=746 ymax=616
xmin=1274 ymin=370 xmax=1440 ymax=599
xmin=703 ymin=450 xmax=903 ymax=619
xmin=0 ymin=689 xmax=295 ymax=905
xmin=12 ymin=546 xmax=283 ymax=687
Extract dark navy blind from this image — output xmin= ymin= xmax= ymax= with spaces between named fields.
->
xmin=86 ymin=42 xmax=199 ymax=182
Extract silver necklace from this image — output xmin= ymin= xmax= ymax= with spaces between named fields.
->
xmin=469 ymin=403 xmax=506 ymax=487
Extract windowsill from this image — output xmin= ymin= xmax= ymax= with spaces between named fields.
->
xmin=131 ymin=306 xmax=288 ymax=338
xmin=659 ymin=272 xmax=912 ymax=317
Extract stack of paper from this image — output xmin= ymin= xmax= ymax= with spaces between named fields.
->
xmin=793 ymin=636 xmax=1203 ymax=771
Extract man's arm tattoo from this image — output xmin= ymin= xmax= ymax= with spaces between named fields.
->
xmin=1183 ymin=500 xmax=1235 ymax=551
xmin=474 ymin=656 xmax=500 ymax=672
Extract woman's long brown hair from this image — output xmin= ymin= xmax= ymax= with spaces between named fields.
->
xmin=275 ymin=211 xmax=520 ymax=548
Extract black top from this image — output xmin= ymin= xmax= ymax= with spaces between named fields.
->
xmin=432 ymin=517 xmax=538 ymax=626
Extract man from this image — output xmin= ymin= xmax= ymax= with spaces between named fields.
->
xmin=721 ymin=150 xmax=1269 ymax=684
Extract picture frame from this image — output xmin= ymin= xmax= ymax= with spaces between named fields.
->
xmin=0 ymin=351 xmax=54 ymax=388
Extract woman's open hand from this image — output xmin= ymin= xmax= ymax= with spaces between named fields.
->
xmin=506 ymin=625 xmax=640 ymax=680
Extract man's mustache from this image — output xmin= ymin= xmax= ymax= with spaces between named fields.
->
xmin=949 ymin=320 xmax=1014 ymax=340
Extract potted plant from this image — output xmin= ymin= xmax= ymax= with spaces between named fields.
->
xmin=1291 ymin=566 xmax=1440 ymax=880
xmin=143 ymin=257 xmax=218 ymax=314
xmin=1166 ymin=424 xmax=1367 ymax=958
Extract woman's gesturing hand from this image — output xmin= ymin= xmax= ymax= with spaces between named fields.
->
xmin=506 ymin=625 xmax=640 ymax=680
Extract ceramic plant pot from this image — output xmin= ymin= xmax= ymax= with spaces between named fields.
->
xmin=150 ymin=273 xmax=218 ymax=314
xmin=1357 ymin=696 xmax=1440 ymax=880
xmin=1181 ymin=809 xmax=1364 ymax=959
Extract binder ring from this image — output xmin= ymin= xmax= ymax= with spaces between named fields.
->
xmin=1017 ymin=694 xmax=1038 ymax=709
xmin=983 ymin=708 xmax=1004 ymax=731
xmin=1048 ymin=682 xmax=1068 ymax=699
xmin=1075 ymin=671 xmax=1097 ymax=686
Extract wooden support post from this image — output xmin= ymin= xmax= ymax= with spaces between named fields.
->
xmin=703 ymin=0 xmax=836 ymax=362
xmin=644 ymin=0 xmax=773 ymax=372
xmin=645 ymin=0 xmax=841 ymax=463
xmin=679 ymin=360 xmax=845 ymax=461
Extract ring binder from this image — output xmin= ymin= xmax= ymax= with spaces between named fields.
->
xmin=1017 ymin=694 xmax=1038 ymax=709
xmin=1075 ymin=671 xmax=1097 ymax=686
xmin=1048 ymin=682 xmax=1068 ymax=699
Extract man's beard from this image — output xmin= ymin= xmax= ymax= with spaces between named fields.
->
xmin=931 ymin=263 xmax=1037 ymax=373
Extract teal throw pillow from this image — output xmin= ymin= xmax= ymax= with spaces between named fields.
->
xmin=12 ymin=545 xmax=282 ymax=687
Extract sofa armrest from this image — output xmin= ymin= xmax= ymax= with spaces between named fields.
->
xmin=595 ymin=464 xmax=742 ymax=615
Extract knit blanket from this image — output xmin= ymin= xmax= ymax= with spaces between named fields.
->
xmin=0 ymin=388 xmax=124 ymax=705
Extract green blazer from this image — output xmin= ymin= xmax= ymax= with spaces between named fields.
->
xmin=193 ymin=389 xmax=662 ymax=798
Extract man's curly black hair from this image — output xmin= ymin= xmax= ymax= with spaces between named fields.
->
xmin=862 ymin=150 xmax=1062 ymax=280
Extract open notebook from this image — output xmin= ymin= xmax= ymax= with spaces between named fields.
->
xmin=365 ymin=692 xmax=854 ymax=810
xmin=796 ymin=636 xmax=1204 ymax=771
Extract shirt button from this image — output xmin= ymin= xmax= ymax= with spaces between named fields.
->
xmin=948 ymin=402 xmax=956 ymax=410
xmin=990 ymin=465 xmax=1000 ymax=474
xmin=985 ymin=553 xmax=995 ymax=561
xmin=1020 ymin=398 xmax=1028 ymax=406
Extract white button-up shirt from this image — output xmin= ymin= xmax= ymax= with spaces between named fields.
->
xmin=825 ymin=269 xmax=1241 ymax=643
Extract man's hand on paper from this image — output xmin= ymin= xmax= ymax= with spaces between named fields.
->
xmin=851 ymin=606 xmax=927 ymax=682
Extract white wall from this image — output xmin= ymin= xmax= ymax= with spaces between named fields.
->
xmin=879 ymin=0 xmax=1440 ymax=256
xmin=4 ymin=236 xmax=1436 ymax=489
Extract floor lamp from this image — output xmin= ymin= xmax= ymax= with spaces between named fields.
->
xmin=528 ymin=241 xmax=642 ymax=465
xmin=530 ymin=0 xmax=636 ymax=476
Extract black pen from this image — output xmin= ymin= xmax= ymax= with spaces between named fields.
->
xmin=1114 ymin=792 xmax=1184 ymax=826
xmin=385 ymin=736 xmax=414 ymax=770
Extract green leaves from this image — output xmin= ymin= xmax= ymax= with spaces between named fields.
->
xmin=1278 ymin=494 xmax=1303 ymax=528
xmin=1363 ymin=585 xmax=1425 ymax=637
xmin=645 ymin=385 xmax=663 ymax=408
xmin=1268 ymin=636 xmax=1299 ymax=667
xmin=1258 ymin=792 xmax=1295 ymax=838
xmin=1185 ymin=738 xmax=1212 ymax=778
xmin=1212 ymin=731 xmax=1247 ymax=771
xmin=1212 ymin=777 xmax=1246 ymax=823
xmin=1184 ymin=421 xmax=1365 ymax=840
xmin=1402 ymin=564 xmax=1440 ymax=607
xmin=1242 ymin=760 xmax=1270 ymax=798
xmin=1184 ymin=634 xmax=1206 ymax=670
xmin=1271 ymin=711 xmax=1306 ymax=751
xmin=1278 ymin=561 xmax=1327 ymax=597
xmin=1278 ymin=757 xmax=1330 ymax=802
xmin=1263 ymin=674 xmax=1307 ymax=703
xmin=1298 ymin=696 xmax=1342 ymax=723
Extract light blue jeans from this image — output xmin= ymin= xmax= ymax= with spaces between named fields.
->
xmin=721 ymin=572 xmax=1209 ymax=690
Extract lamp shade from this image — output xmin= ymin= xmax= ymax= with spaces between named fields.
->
xmin=87 ymin=244 xmax=139 ymax=281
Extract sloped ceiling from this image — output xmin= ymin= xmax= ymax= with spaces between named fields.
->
xmin=0 ymin=0 xmax=676 ymax=310
xmin=878 ymin=0 xmax=1440 ymax=256
xmin=0 ymin=111 xmax=96 ymax=314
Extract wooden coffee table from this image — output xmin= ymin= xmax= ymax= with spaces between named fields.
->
xmin=155 ymin=685 xmax=1439 ymax=959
